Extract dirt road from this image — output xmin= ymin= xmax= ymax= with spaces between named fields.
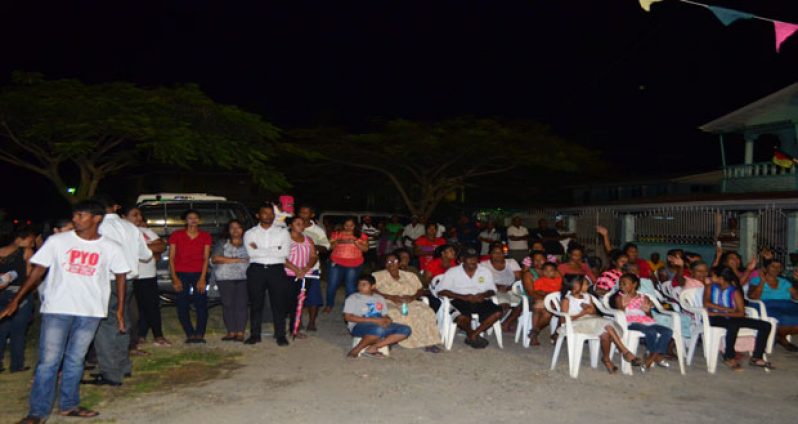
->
xmin=44 ymin=309 xmax=798 ymax=424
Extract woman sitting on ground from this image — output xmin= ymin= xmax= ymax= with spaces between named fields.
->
xmin=705 ymin=267 xmax=774 ymax=370
xmin=616 ymin=273 xmax=673 ymax=371
xmin=560 ymin=274 xmax=641 ymax=374
xmin=747 ymin=258 xmax=798 ymax=352
xmin=373 ymin=253 xmax=442 ymax=353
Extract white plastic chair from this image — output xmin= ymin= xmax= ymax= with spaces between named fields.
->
xmin=469 ymin=295 xmax=504 ymax=349
xmin=512 ymin=281 xmax=532 ymax=347
xmin=545 ymin=292 xmax=602 ymax=378
xmin=351 ymin=337 xmax=390 ymax=357
xmin=679 ymin=288 xmax=776 ymax=374
xmin=429 ymin=275 xmax=457 ymax=349
xmin=604 ymin=292 xmax=687 ymax=375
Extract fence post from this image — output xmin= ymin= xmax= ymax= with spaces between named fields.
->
xmin=787 ymin=212 xmax=798 ymax=257
xmin=621 ymin=214 xmax=635 ymax=244
xmin=739 ymin=212 xmax=759 ymax=262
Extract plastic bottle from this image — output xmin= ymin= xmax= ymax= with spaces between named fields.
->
xmin=401 ymin=302 xmax=409 ymax=316
xmin=1 ymin=270 xmax=18 ymax=284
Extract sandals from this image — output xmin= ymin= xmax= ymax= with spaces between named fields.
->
xmin=749 ymin=358 xmax=775 ymax=370
xmin=58 ymin=406 xmax=100 ymax=418
xmin=602 ymin=359 xmax=618 ymax=374
xmin=622 ymin=351 xmax=643 ymax=367
xmin=529 ymin=329 xmax=541 ymax=346
xmin=361 ymin=351 xmax=386 ymax=359
xmin=723 ymin=359 xmax=743 ymax=371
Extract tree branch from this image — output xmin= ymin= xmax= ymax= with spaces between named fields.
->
xmin=1 ymin=120 xmax=51 ymax=159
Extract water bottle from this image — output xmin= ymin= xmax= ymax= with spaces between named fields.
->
xmin=1 ymin=270 xmax=18 ymax=284
xmin=189 ymin=285 xmax=194 ymax=296
xmin=401 ymin=302 xmax=409 ymax=316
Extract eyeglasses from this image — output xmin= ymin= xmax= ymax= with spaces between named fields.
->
xmin=386 ymin=259 xmax=400 ymax=264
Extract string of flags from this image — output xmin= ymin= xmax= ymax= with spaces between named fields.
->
xmin=639 ymin=0 xmax=798 ymax=53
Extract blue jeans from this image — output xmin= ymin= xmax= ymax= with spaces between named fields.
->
xmin=629 ymin=323 xmax=672 ymax=354
xmin=326 ymin=262 xmax=362 ymax=308
xmin=350 ymin=322 xmax=412 ymax=338
xmin=0 ymin=291 xmax=33 ymax=371
xmin=176 ymin=272 xmax=208 ymax=337
xmin=29 ymin=314 xmax=101 ymax=418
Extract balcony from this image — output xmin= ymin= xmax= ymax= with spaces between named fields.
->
xmin=723 ymin=162 xmax=798 ymax=193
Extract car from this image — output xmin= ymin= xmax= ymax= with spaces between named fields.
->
xmin=136 ymin=193 xmax=256 ymax=306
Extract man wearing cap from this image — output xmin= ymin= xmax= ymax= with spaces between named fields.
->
xmin=435 ymin=248 xmax=502 ymax=349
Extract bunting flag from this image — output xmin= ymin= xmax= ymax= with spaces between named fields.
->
xmin=774 ymin=21 xmax=798 ymax=52
xmin=772 ymin=148 xmax=796 ymax=169
xmin=638 ymin=0 xmax=798 ymax=53
xmin=707 ymin=5 xmax=753 ymax=26
xmin=638 ymin=0 xmax=663 ymax=12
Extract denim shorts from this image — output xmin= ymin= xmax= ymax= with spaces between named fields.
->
xmin=350 ymin=322 xmax=412 ymax=339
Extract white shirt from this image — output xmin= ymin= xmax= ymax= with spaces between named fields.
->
xmin=437 ymin=264 xmax=497 ymax=296
xmin=137 ymin=226 xmax=160 ymax=279
xmin=480 ymin=258 xmax=521 ymax=287
xmin=403 ymin=223 xmax=425 ymax=248
xmin=31 ymin=231 xmax=130 ymax=318
xmin=478 ymin=229 xmax=501 ymax=255
xmin=361 ymin=223 xmax=380 ymax=250
xmin=99 ymin=214 xmax=151 ymax=280
xmin=303 ymin=222 xmax=330 ymax=249
xmin=303 ymin=221 xmax=330 ymax=272
xmin=244 ymin=223 xmax=291 ymax=265
xmin=507 ymin=225 xmax=529 ymax=251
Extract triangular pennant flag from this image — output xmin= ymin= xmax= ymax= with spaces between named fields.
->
xmin=639 ymin=0 xmax=663 ymax=13
xmin=707 ymin=5 xmax=754 ymax=26
xmin=774 ymin=21 xmax=798 ymax=52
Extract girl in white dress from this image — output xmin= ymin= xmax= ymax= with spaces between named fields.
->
xmin=560 ymin=274 xmax=642 ymax=374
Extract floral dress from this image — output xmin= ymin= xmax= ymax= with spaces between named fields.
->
xmin=373 ymin=269 xmax=441 ymax=348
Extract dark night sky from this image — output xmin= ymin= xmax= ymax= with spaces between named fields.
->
xmin=1 ymin=0 xmax=797 ymax=218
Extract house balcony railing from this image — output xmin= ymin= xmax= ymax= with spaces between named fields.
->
xmin=724 ymin=162 xmax=797 ymax=179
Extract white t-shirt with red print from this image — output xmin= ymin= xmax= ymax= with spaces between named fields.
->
xmin=31 ymin=231 xmax=130 ymax=318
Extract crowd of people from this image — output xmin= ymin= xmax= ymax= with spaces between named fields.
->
xmin=1 ymin=201 xmax=798 ymax=423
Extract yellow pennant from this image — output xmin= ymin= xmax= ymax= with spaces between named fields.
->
xmin=639 ymin=0 xmax=664 ymax=12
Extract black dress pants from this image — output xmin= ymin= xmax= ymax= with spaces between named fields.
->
xmin=246 ymin=264 xmax=292 ymax=339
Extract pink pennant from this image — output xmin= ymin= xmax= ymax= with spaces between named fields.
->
xmin=774 ymin=21 xmax=798 ymax=53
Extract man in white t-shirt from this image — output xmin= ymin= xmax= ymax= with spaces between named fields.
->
xmin=402 ymin=216 xmax=425 ymax=250
xmin=506 ymin=216 xmax=529 ymax=265
xmin=437 ymin=249 xmax=502 ymax=349
xmin=88 ymin=197 xmax=151 ymax=387
xmin=0 ymin=200 xmax=129 ymax=422
xmin=124 ymin=207 xmax=170 ymax=347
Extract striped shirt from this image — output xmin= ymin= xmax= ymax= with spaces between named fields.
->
xmin=285 ymin=236 xmax=313 ymax=277
xmin=709 ymin=284 xmax=736 ymax=312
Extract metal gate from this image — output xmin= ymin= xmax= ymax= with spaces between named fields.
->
xmin=758 ymin=206 xmax=788 ymax=263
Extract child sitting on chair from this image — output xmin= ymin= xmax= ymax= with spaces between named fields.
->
xmin=343 ymin=275 xmax=412 ymax=359
xmin=524 ymin=262 xmax=562 ymax=346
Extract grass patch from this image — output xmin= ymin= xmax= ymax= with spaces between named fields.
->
xmin=0 ymin=307 xmax=239 ymax=423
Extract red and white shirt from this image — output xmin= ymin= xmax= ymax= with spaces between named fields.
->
xmin=31 ymin=231 xmax=130 ymax=318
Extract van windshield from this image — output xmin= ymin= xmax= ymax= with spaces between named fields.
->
xmin=139 ymin=202 xmax=252 ymax=237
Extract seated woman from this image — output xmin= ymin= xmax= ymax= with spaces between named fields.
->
xmin=560 ymin=274 xmax=641 ymax=374
xmin=522 ymin=262 xmax=562 ymax=346
xmin=616 ymin=273 xmax=673 ymax=370
xmin=557 ymin=245 xmax=596 ymax=284
xmin=705 ymin=267 xmax=774 ymax=370
xmin=373 ymin=253 xmax=442 ymax=353
xmin=420 ymin=244 xmax=457 ymax=312
xmin=747 ymin=258 xmax=798 ymax=351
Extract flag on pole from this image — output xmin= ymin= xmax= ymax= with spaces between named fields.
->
xmin=772 ymin=148 xmax=796 ymax=169
xmin=707 ymin=5 xmax=754 ymax=26
xmin=774 ymin=21 xmax=798 ymax=52
xmin=639 ymin=0 xmax=663 ymax=13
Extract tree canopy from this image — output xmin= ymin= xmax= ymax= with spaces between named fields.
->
xmin=0 ymin=72 xmax=290 ymax=203
xmin=293 ymin=118 xmax=601 ymax=219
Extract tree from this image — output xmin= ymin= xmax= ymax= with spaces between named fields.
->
xmin=293 ymin=118 xmax=601 ymax=219
xmin=0 ymin=72 xmax=290 ymax=203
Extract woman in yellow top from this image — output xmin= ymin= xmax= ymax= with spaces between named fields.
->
xmin=372 ymin=253 xmax=442 ymax=353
